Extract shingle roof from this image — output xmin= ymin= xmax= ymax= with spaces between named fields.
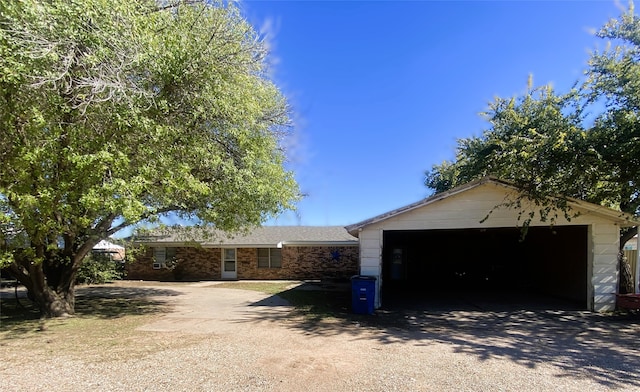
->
xmin=134 ymin=226 xmax=358 ymax=247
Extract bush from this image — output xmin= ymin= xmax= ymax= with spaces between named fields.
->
xmin=76 ymin=253 xmax=124 ymax=285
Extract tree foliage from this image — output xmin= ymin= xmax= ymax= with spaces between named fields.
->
xmin=425 ymin=3 xmax=640 ymax=292
xmin=0 ymin=0 xmax=299 ymax=316
xmin=426 ymin=4 xmax=640 ymax=225
xmin=587 ymin=2 xmax=640 ymax=218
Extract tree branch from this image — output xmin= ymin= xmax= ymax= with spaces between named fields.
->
xmin=105 ymin=206 xmax=184 ymax=236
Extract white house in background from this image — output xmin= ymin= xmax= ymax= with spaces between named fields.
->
xmin=623 ymin=235 xmax=638 ymax=250
xmin=346 ymin=177 xmax=638 ymax=312
xmin=92 ymin=240 xmax=125 ymax=261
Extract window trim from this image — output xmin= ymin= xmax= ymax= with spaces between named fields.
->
xmin=153 ymin=247 xmax=176 ymax=269
xmin=223 ymin=248 xmax=237 ymax=273
xmin=257 ymin=248 xmax=282 ymax=269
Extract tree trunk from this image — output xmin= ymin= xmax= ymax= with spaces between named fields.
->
xmin=618 ymin=227 xmax=637 ymax=295
xmin=9 ymin=256 xmax=78 ymax=318
xmin=31 ymin=264 xmax=77 ymax=317
xmin=33 ymin=284 xmax=76 ymax=317
xmin=619 ymin=251 xmax=635 ymax=294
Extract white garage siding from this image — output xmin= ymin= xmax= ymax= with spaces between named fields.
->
xmin=358 ymin=229 xmax=384 ymax=307
xmin=591 ymin=223 xmax=621 ymax=311
xmin=348 ymin=178 xmax=634 ymax=312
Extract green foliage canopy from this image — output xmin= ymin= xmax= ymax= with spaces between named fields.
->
xmin=0 ymin=0 xmax=299 ymax=316
xmin=426 ymin=5 xmax=640 ymax=229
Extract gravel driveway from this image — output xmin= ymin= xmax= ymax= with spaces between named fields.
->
xmin=2 ymin=281 xmax=640 ymax=391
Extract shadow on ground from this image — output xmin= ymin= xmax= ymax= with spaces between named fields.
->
xmin=5 ymin=280 xmax=639 ymax=388
xmin=247 ymin=282 xmax=640 ymax=390
xmin=74 ymin=285 xmax=182 ymax=319
xmin=1 ymin=284 xmax=182 ymax=334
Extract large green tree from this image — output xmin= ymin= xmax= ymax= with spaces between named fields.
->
xmin=425 ymin=5 xmax=640 ymax=292
xmin=0 ymin=0 xmax=299 ymax=317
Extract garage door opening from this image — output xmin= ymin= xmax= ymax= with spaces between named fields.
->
xmin=382 ymin=226 xmax=588 ymax=309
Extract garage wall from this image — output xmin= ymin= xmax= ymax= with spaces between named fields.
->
xmin=359 ymin=229 xmax=383 ymax=307
xmin=356 ymin=182 xmax=621 ymax=311
xmin=591 ymin=223 xmax=620 ymax=311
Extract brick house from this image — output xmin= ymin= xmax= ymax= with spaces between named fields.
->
xmin=126 ymin=226 xmax=359 ymax=281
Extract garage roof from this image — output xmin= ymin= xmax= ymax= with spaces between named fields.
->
xmin=345 ymin=176 xmax=638 ymax=236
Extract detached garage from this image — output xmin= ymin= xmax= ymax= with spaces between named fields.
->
xmin=345 ymin=177 xmax=638 ymax=312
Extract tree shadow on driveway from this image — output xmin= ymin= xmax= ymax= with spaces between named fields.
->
xmin=248 ymin=284 xmax=640 ymax=390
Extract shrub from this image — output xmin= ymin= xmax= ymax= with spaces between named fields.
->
xmin=76 ymin=253 xmax=124 ymax=285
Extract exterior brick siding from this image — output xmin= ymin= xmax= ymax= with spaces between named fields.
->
xmin=237 ymin=246 xmax=359 ymax=280
xmin=126 ymin=245 xmax=358 ymax=281
xmin=126 ymin=247 xmax=220 ymax=281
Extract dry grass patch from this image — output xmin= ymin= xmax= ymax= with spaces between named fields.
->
xmin=209 ymin=281 xmax=354 ymax=322
xmin=211 ymin=281 xmax=298 ymax=294
xmin=0 ymin=290 xmax=202 ymax=364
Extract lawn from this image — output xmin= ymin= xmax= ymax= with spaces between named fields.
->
xmin=0 ymin=289 xmax=182 ymax=362
xmin=212 ymin=281 xmax=353 ymax=319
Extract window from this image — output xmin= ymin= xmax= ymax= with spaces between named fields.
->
xmin=153 ymin=247 xmax=176 ymax=269
xmin=257 ymin=248 xmax=282 ymax=268
xmin=223 ymin=248 xmax=236 ymax=272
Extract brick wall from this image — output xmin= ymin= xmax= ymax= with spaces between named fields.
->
xmin=126 ymin=246 xmax=220 ymax=281
xmin=126 ymin=245 xmax=358 ymax=281
xmin=237 ymin=246 xmax=359 ymax=280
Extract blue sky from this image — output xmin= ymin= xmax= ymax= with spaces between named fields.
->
xmin=240 ymin=0 xmax=624 ymax=227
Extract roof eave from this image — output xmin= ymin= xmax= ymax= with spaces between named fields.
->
xmin=280 ymin=240 xmax=358 ymax=247
xmin=346 ymin=176 xmax=502 ymax=236
xmin=345 ymin=176 xmax=639 ymax=235
xmin=131 ymin=240 xmax=358 ymax=248
xmin=131 ymin=240 xmax=199 ymax=247
xmin=567 ymin=198 xmax=639 ymax=227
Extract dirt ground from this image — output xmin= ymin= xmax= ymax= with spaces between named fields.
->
xmin=2 ymin=280 xmax=640 ymax=391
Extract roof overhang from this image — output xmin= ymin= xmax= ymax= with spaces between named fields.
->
xmin=276 ymin=241 xmax=358 ymax=247
xmin=345 ymin=176 xmax=639 ymax=236
xmin=133 ymin=240 xmax=358 ymax=248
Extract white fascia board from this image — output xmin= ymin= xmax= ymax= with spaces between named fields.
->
xmin=132 ymin=241 xmax=192 ymax=247
xmin=279 ymin=241 xmax=359 ymax=247
xmin=568 ymin=199 xmax=639 ymax=227
xmin=202 ymin=243 xmax=279 ymax=248
xmin=345 ymin=178 xmax=489 ymax=235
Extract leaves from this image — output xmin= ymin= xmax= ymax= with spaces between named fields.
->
xmin=0 ymin=0 xmax=299 ymax=309
xmin=426 ymin=3 xmax=640 ymax=228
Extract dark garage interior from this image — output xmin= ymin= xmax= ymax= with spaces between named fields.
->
xmin=381 ymin=226 xmax=588 ymax=308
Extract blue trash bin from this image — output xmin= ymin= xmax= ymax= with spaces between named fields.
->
xmin=351 ymin=275 xmax=376 ymax=314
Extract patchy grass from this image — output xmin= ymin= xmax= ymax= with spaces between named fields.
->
xmin=234 ymin=282 xmax=409 ymax=330
xmin=0 ymin=313 xmax=198 ymax=364
xmin=0 ymin=289 xmax=187 ymax=363
xmin=0 ymin=301 xmax=43 ymax=335
xmin=273 ymin=285 xmax=404 ymax=331
xmin=1 ymin=295 xmax=168 ymax=333
xmin=74 ymin=296 xmax=168 ymax=318
xmin=210 ymin=281 xmax=355 ymax=322
xmin=278 ymin=289 xmax=351 ymax=320
xmin=0 ymin=280 xmax=387 ymax=364
xmin=208 ymin=281 xmax=384 ymax=326
xmin=211 ymin=281 xmax=297 ymax=294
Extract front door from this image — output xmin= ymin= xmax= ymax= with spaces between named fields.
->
xmin=221 ymin=248 xmax=237 ymax=279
